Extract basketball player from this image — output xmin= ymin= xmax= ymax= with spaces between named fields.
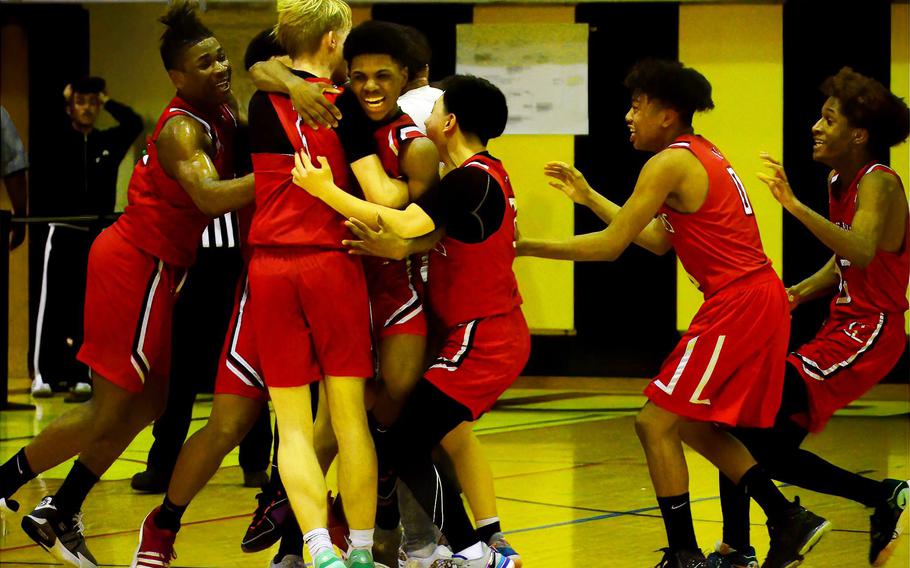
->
xmin=293 ymin=74 xmax=524 ymax=568
xmin=517 ymin=59 xmax=829 ymax=568
xmin=0 ymin=3 xmax=253 ymax=566
xmin=708 ymin=67 xmax=910 ymax=568
xmin=241 ymin=1 xmax=378 ymax=567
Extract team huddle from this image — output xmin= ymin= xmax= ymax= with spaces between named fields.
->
xmin=0 ymin=1 xmax=907 ymax=568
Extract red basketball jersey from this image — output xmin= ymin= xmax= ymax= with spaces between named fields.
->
xmin=373 ymin=111 xmax=424 ymax=178
xmin=247 ymin=85 xmax=354 ymax=249
xmin=828 ymin=163 xmax=909 ymax=318
xmin=113 ymin=95 xmax=237 ymax=267
xmin=427 ymin=153 xmax=522 ymax=328
xmin=658 ymin=135 xmax=771 ymax=297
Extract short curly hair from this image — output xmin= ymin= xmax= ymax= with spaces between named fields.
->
xmin=821 ymin=67 xmax=910 ymax=158
xmin=624 ymin=58 xmax=714 ymax=126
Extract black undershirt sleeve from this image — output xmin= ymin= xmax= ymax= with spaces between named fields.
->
xmin=416 ymin=166 xmax=505 ymax=244
xmin=248 ymin=90 xmax=295 ymax=155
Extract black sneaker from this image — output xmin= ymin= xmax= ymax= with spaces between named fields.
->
xmin=655 ymin=548 xmax=708 ymax=568
xmin=130 ymin=468 xmax=171 ymax=494
xmin=0 ymin=496 xmax=19 ymax=513
xmin=242 ymin=488 xmax=291 ymax=552
xmin=706 ymin=542 xmax=758 ymax=568
xmin=870 ymin=478 xmax=909 ymax=566
xmin=762 ymin=498 xmax=831 ymax=568
xmin=21 ymin=496 xmax=98 ymax=567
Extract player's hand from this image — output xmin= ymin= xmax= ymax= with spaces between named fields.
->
xmin=292 ymin=150 xmax=335 ymax=197
xmin=289 ymin=80 xmax=342 ymax=130
xmin=757 ymin=152 xmax=799 ymax=212
xmin=342 ymin=215 xmax=409 ymax=260
xmin=63 ymin=83 xmax=73 ymax=102
xmin=543 ymin=161 xmax=594 ymax=205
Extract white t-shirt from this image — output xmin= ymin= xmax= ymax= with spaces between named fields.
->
xmin=397 ymin=85 xmax=444 ymax=134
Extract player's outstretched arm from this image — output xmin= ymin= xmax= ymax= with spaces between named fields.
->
xmin=292 ymin=149 xmax=435 ymax=238
xmin=786 ymin=255 xmax=839 ymax=310
xmin=249 ymin=59 xmax=342 ymax=129
xmin=544 ymin=161 xmax=671 ymax=255
xmin=157 ymin=115 xmax=254 ymax=217
xmin=351 ymin=156 xmax=411 ymax=209
xmin=759 ymin=153 xmax=893 ymax=268
xmin=343 ymin=216 xmax=442 ymax=260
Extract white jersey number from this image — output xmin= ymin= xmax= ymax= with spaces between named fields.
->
xmin=726 ymin=167 xmax=754 ymax=216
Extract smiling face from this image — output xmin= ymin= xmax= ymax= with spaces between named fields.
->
xmin=349 ymin=53 xmax=408 ymax=121
xmin=625 ymin=93 xmax=667 ymax=152
xmin=170 ymin=36 xmax=232 ymax=105
xmin=811 ymin=96 xmax=858 ymax=166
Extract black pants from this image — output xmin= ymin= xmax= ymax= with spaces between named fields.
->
xmin=32 ymin=224 xmax=92 ymax=390
xmin=146 ymin=247 xmax=271 ymax=475
xmin=380 ymin=379 xmax=478 ymax=553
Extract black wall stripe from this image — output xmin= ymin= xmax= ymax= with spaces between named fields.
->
xmin=783 ymin=0 xmax=906 ymax=383
xmin=524 ymin=3 xmax=680 ymax=378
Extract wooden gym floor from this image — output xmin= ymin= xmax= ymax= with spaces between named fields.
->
xmin=1 ymin=377 xmax=908 ymax=567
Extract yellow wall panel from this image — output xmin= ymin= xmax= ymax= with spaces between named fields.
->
xmin=475 ymin=4 xmax=576 ymax=333
xmin=891 ymin=3 xmax=909 ymax=332
xmin=678 ymin=4 xmax=784 ymax=330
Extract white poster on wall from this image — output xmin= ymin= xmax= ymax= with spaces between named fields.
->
xmin=456 ymin=23 xmax=589 ymax=135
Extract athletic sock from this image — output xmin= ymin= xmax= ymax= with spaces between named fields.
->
xmin=348 ymin=528 xmax=374 ymax=550
xmin=657 ymin=493 xmax=698 ymax=552
xmin=771 ymin=449 xmax=885 ymax=508
xmin=277 ymin=514 xmax=304 ymax=557
xmin=475 ymin=517 xmax=501 ymax=545
xmin=304 ymin=528 xmax=334 ymax=559
xmin=154 ymin=496 xmax=187 ymax=531
xmin=740 ymin=465 xmax=796 ymax=522
xmin=54 ymin=459 xmax=100 ymax=519
xmin=0 ymin=448 xmax=36 ymax=497
xmin=719 ymin=473 xmax=751 ymax=551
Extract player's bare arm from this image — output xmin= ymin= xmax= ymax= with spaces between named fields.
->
xmin=399 ymin=137 xmax=441 ymax=202
xmin=519 ymin=150 xmax=686 ymax=261
xmin=351 ymin=155 xmax=410 ymax=209
xmin=249 ymin=58 xmax=342 ymax=129
xmin=292 ymin=149 xmax=435 ymax=237
xmin=342 ymin=216 xmax=443 ymax=260
xmin=759 ymin=153 xmax=900 ymax=268
xmin=545 ymin=160 xmax=671 ymax=255
xmin=157 ymin=115 xmax=254 ymax=216
xmin=786 ymin=255 xmax=839 ymax=310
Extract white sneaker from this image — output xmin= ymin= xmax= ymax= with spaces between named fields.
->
xmin=400 ymin=544 xmax=453 ymax=568
xmin=31 ymin=380 xmax=53 ymax=398
xmin=268 ymin=554 xmax=306 ymax=568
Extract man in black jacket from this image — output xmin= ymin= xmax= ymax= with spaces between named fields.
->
xmin=30 ymin=76 xmax=143 ymax=401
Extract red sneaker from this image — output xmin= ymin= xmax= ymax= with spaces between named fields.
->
xmin=130 ymin=507 xmax=177 ymax=568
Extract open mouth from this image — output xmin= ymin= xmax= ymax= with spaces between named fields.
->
xmin=813 ymin=139 xmax=824 ymax=149
xmin=362 ymin=96 xmax=385 ymax=111
xmin=216 ymin=79 xmax=231 ymax=92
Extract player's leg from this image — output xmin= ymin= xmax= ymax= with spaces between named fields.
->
xmin=313 ymin=380 xmax=338 ymax=474
xmin=325 ymin=374 xmax=377 ymax=559
xmin=372 ymin=333 xmax=426 ymax=427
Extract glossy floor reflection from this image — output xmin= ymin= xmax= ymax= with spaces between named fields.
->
xmin=1 ymin=378 xmax=908 ymax=567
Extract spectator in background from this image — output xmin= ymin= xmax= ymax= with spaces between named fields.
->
xmin=30 ymin=76 xmax=143 ymax=400
xmin=0 ymin=106 xmax=28 ymax=250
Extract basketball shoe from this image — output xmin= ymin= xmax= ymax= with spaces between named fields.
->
xmin=130 ymin=507 xmax=177 ymax=568
xmin=398 ymin=543 xmax=453 ymax=568
xmin=762 ymin=498 xmax=831 ymax=568
xmin=242 ymin=487 xmax=291 ymax=552
xmin=487 ymin=532 xmax=521 ymax=567
xmin=21 ymin=496 xmax=98 ymax=567
xmin=433 ymin=545 xmax=514 ymax=568
xmin=706 ymin=542 xmax=758 ymax=568
xmin=0 ymin=496 xmax=19 ymax=513
xmin=270 ymin=554 xmax=306 ymax=568
xmin=655 ymin=548 xmax=708 ymax=568
xmin=314 ymin=548 xmax=348 ymax=568
xmin=870 ymin=478 xmax=909 ymax=566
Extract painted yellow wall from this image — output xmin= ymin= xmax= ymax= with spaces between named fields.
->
xmin=677 ymin=4 xmax=784 ymax=329
xmin=1 ymin=23 xmax=30 ymax=380
xmin=891 ymin=2 xmax=909 ymax=332
xmin=474 ymin=5 xmax=576 ymax=333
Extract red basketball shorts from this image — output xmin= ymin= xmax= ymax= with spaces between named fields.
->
xmin=644 ymin=268 xmax=791 ymax=428
xmin=78 ymin=229 xmax=185 ymax=392
xmin=364 ymin=256 xmax=427 ymax=339
xmin=424 ymin=307 xmax=530 ymax=420
xmin=247 ymin=248 xmax=373 ymax=389
xmin=789 ymin=310 xmax=907 ymax=432
xmin=214 ymin=275 xmax=268 ymax=402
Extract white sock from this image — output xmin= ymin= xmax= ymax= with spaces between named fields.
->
xmin=475 ymin=517 xmax=499 ymax=529
xmin=348 ymin=528 xmax=374 ymax=550
xmin=304 ymin=528 xmax=334 ymax=559
xmin=455 ymin=541 xmax=484 ymax=560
